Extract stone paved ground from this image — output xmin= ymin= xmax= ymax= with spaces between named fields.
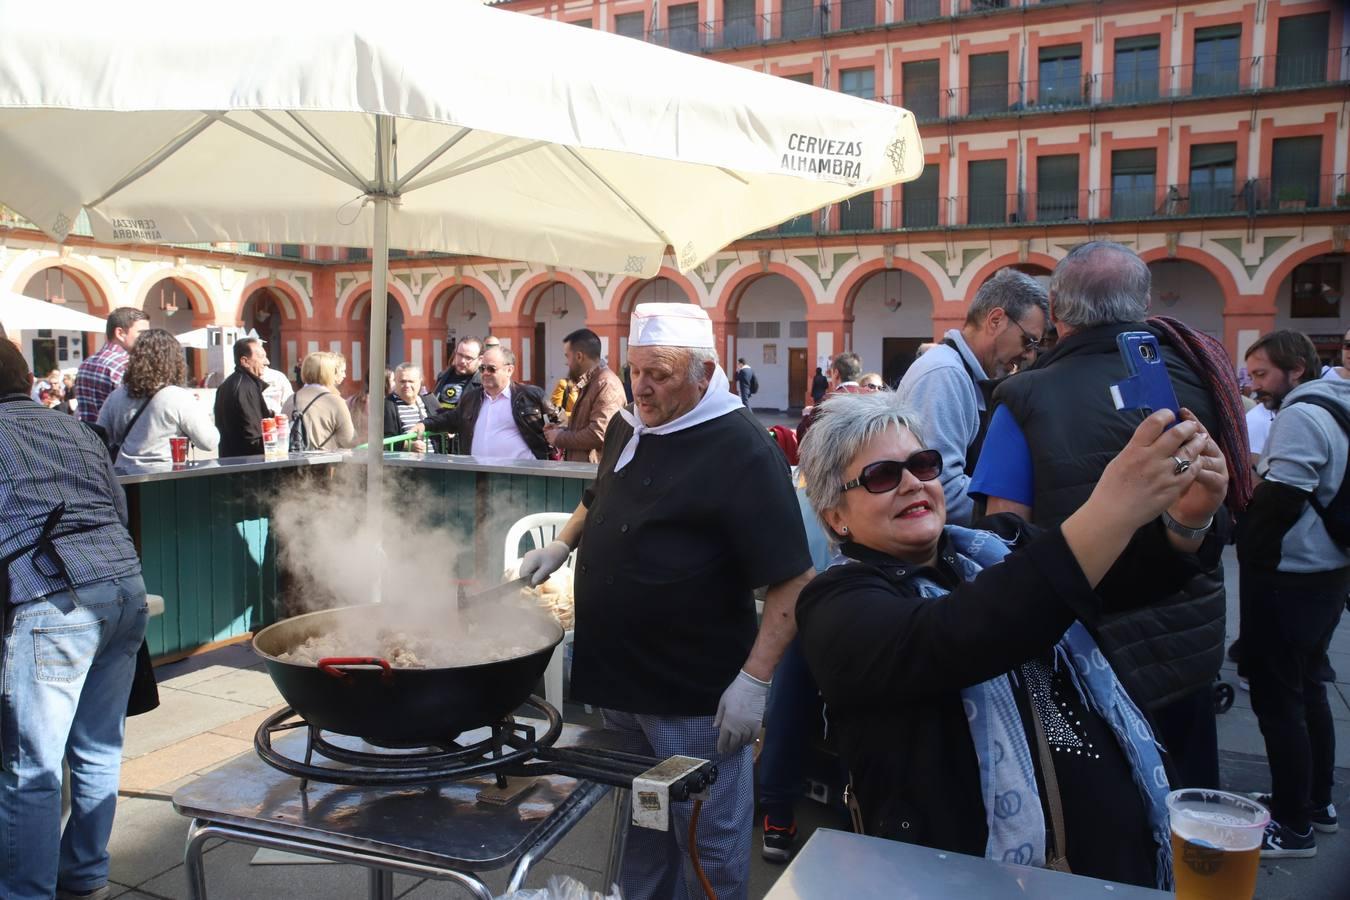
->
xmin=102 ymin=546 xmax=1349 ymax=898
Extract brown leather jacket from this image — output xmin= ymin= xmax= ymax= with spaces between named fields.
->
xmin=552 ymin=364 xmax=625 ymax=463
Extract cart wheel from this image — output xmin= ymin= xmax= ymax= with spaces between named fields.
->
xmin=1214 ymin=682 xmax=1235 ymax=714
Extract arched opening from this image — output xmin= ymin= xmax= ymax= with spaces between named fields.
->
xmin=1274 ymin=252 xmax=1349 ymax=365
xmin=18 ymin=265 xmax=98 ymax=376
xmin=144 ymin=276 xmax=206 ymax=383
xmin=430 ymin=285 xmax=490 ymax=378
xmin=621 ymin=276 xmax=691 ymax=312
xmin=354 ymin=290 xmax=406 ymax=389
xmin=1147 ymin=259 xmax=1226 ymax=340
xmin=727 ymin=273 xmax=808 ymax=411
xmin=847 ymin=268 xmax=937 ymax=387
xmin=523 ymin=281 xmax=588 ymax=388
xmin=241 ymin=287 xmax=293 ymax=376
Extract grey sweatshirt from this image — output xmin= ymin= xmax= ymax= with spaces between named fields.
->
xmin=97 ymin=384 xmax=220 ymax=465
xmin=1258 ymin=378 xmax=1350 ymax=574
xmin=896 ymin=329 xmax=986 ymax=525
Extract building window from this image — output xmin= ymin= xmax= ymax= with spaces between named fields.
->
xmin=1038 ymin=44 xmax=1083 ymax=107
xmin=839 ymin=67 xmax=876 ymax=100
xmin=721 ymin=0 xmax=757 ymax=47
xmin=781 ymin=0 xmax=820 ymax=39
xmin=784 ymin=72 xmax=813 ymax=85
xmin=1290 ymin=262 xmax=1342 ymax=319
xmin=1113 ymin=35 xmax=1160 ymax=102
xmin=839 ymin=0 xmax=874 ymax=30
xmin=968 ymin=52 xmax=1009 ymax=114
xmin=614 ymin=12 xmax=645 ymax=39
xmin=571 ymin=19 xmax=592 ymax=28
xmin=902 ymin=165 xmax=940 ymax=228
xmin=1275 ymin=13 xmax=1330 ymax=87
xmin=1271 ymin=136 xmax=1323 ymax=208
xmin=903 ymin=0 xmax=941 ymax=20
xmin=1111 ymin=149 xmax=1157 ymax=218
xmin=838 ymin=191 xmax=875 ymax=231
xmin=280 ymin=244 xmax=303 ymax=259
xmin=666 ymin=3 xmax=700 ymax=52
xmin=902 ymin=59 xmax=941 ymax=121
xmin=1036 ymin=154 xmax=1079 ymax=221
xmin=789 ymin=321 xmax=808 ymax=339
xmin=1193 ymin=24 xmax=1241 ymax=95
xmin=1188 ymin=143 xmax=1237 ymax=214
xmin=756 ymin=321 xmax=782 ymax=339
xmin=967 ymin=159 xmax=1007 ymax=225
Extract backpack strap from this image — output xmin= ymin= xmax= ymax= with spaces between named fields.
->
xmin=1285 ymin=395 xmax=1350 ymax=521
xmin=941 ymin=338 xmax=999 ymax=472
xmin=294 ymin=392 xmax=327 ymax=448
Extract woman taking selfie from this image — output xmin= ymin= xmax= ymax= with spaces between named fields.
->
xmin=794 ymin=390 xmax=1229 ymax=890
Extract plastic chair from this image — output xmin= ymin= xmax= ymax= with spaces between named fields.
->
xmin=503 ymin=513 xmax=575 ymax=711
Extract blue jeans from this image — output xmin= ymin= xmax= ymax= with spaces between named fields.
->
xmin=1 ymin=575 xmax=147 ymax=900
xmin=756 ymin=637 xmax=818 ymax=823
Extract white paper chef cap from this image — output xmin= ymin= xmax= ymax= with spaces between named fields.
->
xmin=629 ymin=302 xmax=715 ymax=349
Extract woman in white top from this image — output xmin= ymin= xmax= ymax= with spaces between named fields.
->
xmin=97 ymin=328 xmax=220 ymax=464
xmin=1322 ymin=327 xmax=1350 ymax=381
xmin=282 ymin=351 xmax=359 ymax=449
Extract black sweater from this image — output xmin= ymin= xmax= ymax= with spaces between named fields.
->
xmin=795 ymin=516 xmax=1221 ymax=869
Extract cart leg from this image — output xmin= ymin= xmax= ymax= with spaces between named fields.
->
xmin=183 ymin=819 xmax=214 ymax=900
xmin=603 ymin=788 xmax=630 ymax=890
xmin=368 ymin=867 xmax=395 ymax=900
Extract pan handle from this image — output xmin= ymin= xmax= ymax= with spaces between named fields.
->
xmin=317 ymin=657 xmax=394 ymax=684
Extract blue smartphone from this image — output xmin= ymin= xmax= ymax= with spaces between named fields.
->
xmin=1110 ymin=332 xmax=1181 ymax=426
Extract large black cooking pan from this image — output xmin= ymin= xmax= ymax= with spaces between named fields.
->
xmin=253 ymin=602 xmax=563 ymax=744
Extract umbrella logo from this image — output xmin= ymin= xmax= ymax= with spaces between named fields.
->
xmin=624 ymin=256 xmax=646 ymax=274
xmin=51 ymin=213 xmax=71 ymax=241
xmin=678 ymin=242 xmax=697 ymax=270
xmin=886 ymin=139 xmax=907 ymax=176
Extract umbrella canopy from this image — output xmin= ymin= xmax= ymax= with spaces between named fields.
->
xmin=0 ymin=289 xmax=107 ymax=333
xmin=0 ymin=0 xmax=921 ymax=277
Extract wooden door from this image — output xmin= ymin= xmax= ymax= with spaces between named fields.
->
xmin=788 ymin=348 xmax=808 ymax=410
xmin=532 ymin=321 xmax=547 ymax=386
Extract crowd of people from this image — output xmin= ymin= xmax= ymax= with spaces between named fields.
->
xmin=2 ymin=238 xmax=1347 ymax=899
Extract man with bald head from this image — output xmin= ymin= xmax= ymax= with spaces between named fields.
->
xmin=519 ymin=303 xmax=814 ymax=900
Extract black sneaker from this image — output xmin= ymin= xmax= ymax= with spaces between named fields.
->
xmin=1259 ymin=820 xmax=1317 ymax=858
xmin=761 ymin=815 xmax=797 ymax=863
xmin=56 ymin=887 xmax=111 ymax=900
xmin=1248 ymin=794 xmax=1338 ymax=834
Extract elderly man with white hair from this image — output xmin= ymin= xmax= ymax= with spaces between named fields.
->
xmin=520 ymin=303 xmax=814 ymax=900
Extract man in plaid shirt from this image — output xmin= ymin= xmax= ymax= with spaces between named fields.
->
xmin=73 ymin=307 xmax=148 ymax=423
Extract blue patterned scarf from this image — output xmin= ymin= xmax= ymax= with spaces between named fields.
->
xmin=833 ymin=526 xmax=1174 ymax=889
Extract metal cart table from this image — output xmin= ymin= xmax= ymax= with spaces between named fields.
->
xmin=172 ymin=722 xmax=630 ymax=900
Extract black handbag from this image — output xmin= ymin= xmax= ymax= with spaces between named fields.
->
xmin=126 ymin=639 xmax=159 ymax=716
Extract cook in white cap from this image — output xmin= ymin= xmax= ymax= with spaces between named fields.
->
xmin=520 ymin=302 xmax=814 ymax=900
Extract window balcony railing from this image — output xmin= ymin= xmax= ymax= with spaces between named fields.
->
xmin=747 ymin=173 xmax=1348 ymax=237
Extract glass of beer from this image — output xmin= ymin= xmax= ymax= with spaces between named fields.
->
xmin=1167 ymin=789 xmax=1268 ymax=900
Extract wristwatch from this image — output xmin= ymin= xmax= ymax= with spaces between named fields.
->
xmin=1161 ymin=510 xmax=1213 ymax=541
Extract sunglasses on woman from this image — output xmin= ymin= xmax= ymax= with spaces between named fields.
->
xmin=841 ymin=449 xmax=943 ymax=493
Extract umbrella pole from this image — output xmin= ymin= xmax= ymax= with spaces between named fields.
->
xmin=365 ymin=117 xmax=394 ymax=603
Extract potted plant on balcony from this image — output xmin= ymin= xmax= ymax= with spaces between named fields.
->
xmin=1277 ymin=186 xmax=1308 ymax=210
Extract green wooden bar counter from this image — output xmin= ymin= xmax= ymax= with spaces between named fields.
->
xmin=116 ymin=453 xmax=595 ymax=661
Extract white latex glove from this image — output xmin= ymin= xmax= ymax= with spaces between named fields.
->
xmin=518 ymin=540 xmax=571 ymax=587
xmin=714 ymin=669 xmax=771 ymax=756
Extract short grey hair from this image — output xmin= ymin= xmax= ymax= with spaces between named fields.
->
xmin=485 ymin=345 xmax=517 ymax=367
xmin=967 ymin=268 xmax=1048 ymax=327
xmin=1049 ymin=241 xmax=1150 ymax=330
xmin=831 ymin=351 xmax=862 ymax=383
xmin=393 ymin=362 xmax=422 ymax=381
xmin=798 ymin=390 xmax=926 ymax=541
xmin=688 ymin=347 xmax=719 ymax=384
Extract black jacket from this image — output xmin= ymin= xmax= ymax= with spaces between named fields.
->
xmin=383 ymin=393 xmax=430 ymax=440
xmin=422 ymin=383 xmax=550 ymax=459
xmin=213 ymin=367 xmax=267 ymax=458
xmin=987 ymin=322 xmax=1228 ymax=712
xmin=796 ymin=517 xmax=1221 ymax=857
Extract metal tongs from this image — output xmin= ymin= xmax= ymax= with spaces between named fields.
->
xmin=456 ymin=576 xmax=531 ymax=612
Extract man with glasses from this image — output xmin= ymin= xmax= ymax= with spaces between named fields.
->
xmin=971 ymin=241 xmax=1233 ymax=792
xmin=896 ymin=267 xmax=1047 ymax=525
xmin=429 ymin=336 xmax=484 ymax=454
xmin=417 ymin=345 xmax=550 ymax=460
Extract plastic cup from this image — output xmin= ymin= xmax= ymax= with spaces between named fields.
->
xmin=1167 ymin=789 xmax=1268 ymax=900
xmin=169 ymin=435 xmax=189 ymax=464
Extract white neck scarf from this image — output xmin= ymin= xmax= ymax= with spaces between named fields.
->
xmin=614 ymin=364 xmax=743 ymax=471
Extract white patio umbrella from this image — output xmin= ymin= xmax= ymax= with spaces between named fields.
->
xmin=0 ymin=289 xmax=108 ymax=333
xmin=0 ymin=0 xmax=922 ymax=521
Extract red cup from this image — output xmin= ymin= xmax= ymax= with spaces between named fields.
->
xmin=169 ymin=435 xmax=189 ymax=464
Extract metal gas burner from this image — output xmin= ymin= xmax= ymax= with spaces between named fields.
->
xmin=253 ymin=695 xmax=717 ymax=814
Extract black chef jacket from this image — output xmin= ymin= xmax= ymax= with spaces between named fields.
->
xmin=570 ymin=407 xmax=812 ymax=715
